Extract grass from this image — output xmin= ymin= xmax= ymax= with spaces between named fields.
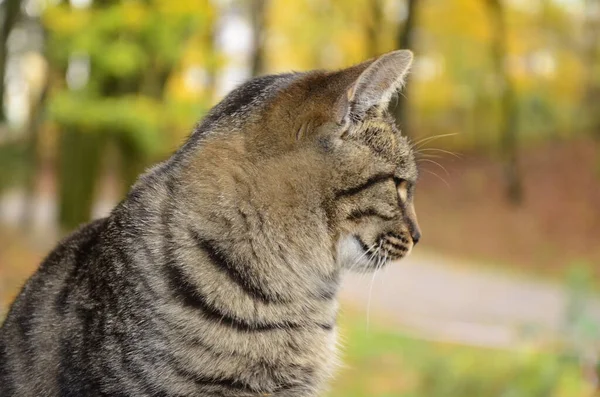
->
xmin=328 ymin=308 xmax=594 ymax=397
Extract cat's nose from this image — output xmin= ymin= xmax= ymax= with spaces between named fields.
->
xmin=411 ymin=231 xmax=421 ymax=245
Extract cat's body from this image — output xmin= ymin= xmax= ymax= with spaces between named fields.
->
xmin=1 ymin=50 xmax=420 ymax=397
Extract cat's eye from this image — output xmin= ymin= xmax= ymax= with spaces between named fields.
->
xmin=394 ymin=177 xmax=408 ymax=202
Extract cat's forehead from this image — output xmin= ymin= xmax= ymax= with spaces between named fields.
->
xmin=352 ymin=114 xmax=413 ymax=163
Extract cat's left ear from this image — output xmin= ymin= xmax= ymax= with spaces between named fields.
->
xmin=336 ymin=50 xmax=413 ymax=124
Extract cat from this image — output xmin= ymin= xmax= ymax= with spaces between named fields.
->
xmin=0 ymin=49 xmax=420 ymax=397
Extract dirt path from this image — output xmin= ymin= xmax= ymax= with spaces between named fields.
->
xmin=341 ymin=252 xmax=600 ymax=348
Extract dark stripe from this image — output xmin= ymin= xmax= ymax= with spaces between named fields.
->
xmin=58 ymin=306 xmax=105 ymax=396
xmin=176 ymin=363 xmax=301 ymax=394
xmin=108 ymin=247 xmax=176 ymax=397
xmin=54 ymin=274 xmax=73 ymax=316
xmin=311 ymin=268 xmax=340 ymax=301
xmin=161 ymin=191 xmax=302 ymax=331
xmin=314 ymin=282 xmax=338 ymax=301
xmin=15 ymin=292 xmax=36 ymax=347
xmin=175 ymin=73 xmax=295 ymax=159
xmin=334 ymin=173 xmax=394 ymax=199
xmin=382 ymin=242 xmax=407 ymax=255
xmin=180 ymin=329 xmax=318 ymax=392
xmin=317 ymin=287 xmax=336 ymax=300
xmin=188 ymin=229 xmax=285 ymax=304
xmin=0 ymin=342 xmax=14 ymax=397
xmin=164 ymin=261 xmax=332 ymax=332
xmin=54 ymin=223 xmax=101 ymax=317
xmin=347 ymin=208 xmax=395 ymax=221
xmin=181 ymin=370 xmax=261 ymax=393
xmin=388 ymin=232 xmax=409 ymax=244
xmin=354 ymin=235 xmax=373 ymax=254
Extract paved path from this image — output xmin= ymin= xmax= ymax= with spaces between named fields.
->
xmin=341 ymin=253 xmax=600 ymax=347
xmin=3 ymin=190 xmax=600 ymax=348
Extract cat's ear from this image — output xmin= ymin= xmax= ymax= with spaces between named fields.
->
xmin=336 ymin=50 xmax=413 ymax=124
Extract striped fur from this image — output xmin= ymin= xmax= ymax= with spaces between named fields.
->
xmin=0 ymin=50 xmax=419 ymax=396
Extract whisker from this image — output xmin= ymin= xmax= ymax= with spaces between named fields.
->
xmin=382 ymin=250 xmax=388 ymax=276
xmin=347 ymin=241 xmax=376 ymax=273
xmin=381 ymin=250 xmax=393 ymax=284
xmin=423 ymin=169 xmax=450 ymax=189
xmin=366 ymin=270 xmax=378 ymax=333
xmin=416 ymin=153 xmax=444 ymax=160
xmin=417 ymin=148 xmax=462 ymax=158
xmin=412 ymin=133 xmax=458 ymax=149
xmin=366 ymin=241 xmax=383 ymax=333
xmin=418 ymin=158 xmax=450 ymax=177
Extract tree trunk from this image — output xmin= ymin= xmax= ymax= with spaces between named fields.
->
xmin=582 ymin=0 xmax=600 ymax=175
xmin=582 ymin=0 xmax=600 ymax=136
xmin=390 ymin=0 xmax=418 ymax=136
xmin=250 ymin=0 xmax=268 ymax=77
xmin=116 ymin=135 xmax=150 ymax=197
xmin=0 ymin=0 xmax=21 ymax=122
xmin=20 ymin=71 xmax=49 ymax=230
xmin=486 ymin=0 xmax=522 ymax=205
xmin=366 ymin=0 xmax=384 ymax=58
xmin=58 ymin=129 xmax=105 ymax=232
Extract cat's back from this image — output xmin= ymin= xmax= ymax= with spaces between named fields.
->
xmin=0 ymin=218 xmax=107 ymax=396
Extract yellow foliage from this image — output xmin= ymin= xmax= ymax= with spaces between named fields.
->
xmin=422 ymin=0 xmax=492 ymax=44
xmin=121 ymin=1 xmax=149 ymax=31
xmin=153 ymin=0 xmax=214 ymax=18
xmin=43 ymin=6 xmax=91 ymax=35
xmin=41 ymin=0 xmax=595 ymax=150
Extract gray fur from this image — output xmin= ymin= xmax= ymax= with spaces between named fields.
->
xmin=0 ymin=50 xmax=419 ymax=396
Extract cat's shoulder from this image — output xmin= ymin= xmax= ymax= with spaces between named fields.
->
xmin=29 ymin=217 xmax=110 ymax=282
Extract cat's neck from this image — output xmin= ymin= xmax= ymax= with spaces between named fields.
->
xmin=169 ymin=140 xmax=340 ymax=303
xmin=123 ymin=160 xmax=341 ymax=307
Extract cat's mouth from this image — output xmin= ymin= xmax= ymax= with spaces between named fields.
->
xmin=338 ymin=234 xmax=412 ymax=272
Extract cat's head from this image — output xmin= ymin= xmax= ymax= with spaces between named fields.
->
xmin=184 ymin=50 xmax=419 ymax=273
xmin=310 ymin=50 xmax=420 ymax=272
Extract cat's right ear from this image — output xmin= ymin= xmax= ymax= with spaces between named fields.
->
xmin=334 ymin=50 xmax=413 ymax=126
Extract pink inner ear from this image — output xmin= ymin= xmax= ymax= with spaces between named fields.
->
xmin=348 ymin=50 xmax=413 ymax=117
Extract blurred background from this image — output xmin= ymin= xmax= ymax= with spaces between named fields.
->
xmin=1 ymin=0 xmax=600 ymax=395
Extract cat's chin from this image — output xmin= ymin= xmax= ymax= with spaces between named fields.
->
xmin=337 ymin=235 xmax=401 ymax=273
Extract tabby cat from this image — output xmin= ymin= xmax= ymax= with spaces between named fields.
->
xmin=0 ymin=49 xmax=420 ymax=397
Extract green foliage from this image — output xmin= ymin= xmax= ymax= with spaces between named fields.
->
xmin=44 ymin=2 xmax=215 ymax=80
xmin=10 ymin=0 xmax=597 ymax=229
xmin=328 ymin=269 xmax=600 ymax=397
xmin=0 ymin=140 xmax=27 ymax=194
xmin=44 ymin=0 xmax=215 ymax=151
xmin=50 ymin=93 xmax=163 ymax=155
xmin=560 ymin=264 xmax=600 ymax=382
xmin=329 ymin=311 xmax=590 ymax=397
xmin=41 ymin=0 xmax=216 ymax=229
xmin=57 ymin=129 xmax=105 ymax=231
